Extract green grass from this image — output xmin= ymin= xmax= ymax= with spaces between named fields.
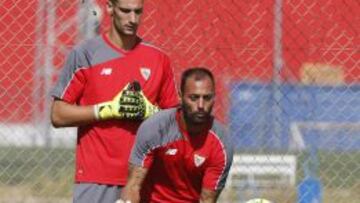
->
xmin=0 ymin=147 xmax=74 ymax=198
xmin=221 ymin=151 xmax=360 ymax=203
xmin=298 ymin=151 xmax=360 ymax=203
xmin=297 ymin=151 xmax=360 ymax=188
xmin=0 ymin=147 xmax=359 ymax=202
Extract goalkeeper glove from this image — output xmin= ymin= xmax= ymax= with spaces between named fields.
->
xmin=131 ymin=81 xmax=160 ymax=120
xmin=94 ymin=83 xmax=141 ymax=120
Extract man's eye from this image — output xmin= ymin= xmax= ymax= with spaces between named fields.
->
xmin=134 ymin=9 xmax=143 ymax=14
xmin=189 ymin=95 xmax=198 ymax=101
xmin=118 ymin=8 xmax=143 ymax=14
xmin=204 ymin=95 xmax=214 ymax=101
xmin=119 ymin=8 xmax=131 ymax=13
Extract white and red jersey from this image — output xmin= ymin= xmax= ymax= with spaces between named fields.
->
xmin=130 ymin=108 xmax=233 ymax=203
xmin=51 ymin=34 xmax=179 ymax=185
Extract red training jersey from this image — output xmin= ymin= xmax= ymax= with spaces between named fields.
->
xmin=130 ymin=108 xmax=233 ymax=203
xmin=51 ymin=34 xmax=179 ymax=185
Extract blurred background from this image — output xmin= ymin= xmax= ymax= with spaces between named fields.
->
xmin=0 ymin=0 xmax=359 ymax=202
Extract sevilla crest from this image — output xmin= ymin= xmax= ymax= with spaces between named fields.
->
xmin=140 ymin=67 xmax=151 ymax=81
xmin=194 ymin=154 xmax=206 ymax=167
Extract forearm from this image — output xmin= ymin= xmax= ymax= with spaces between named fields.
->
xmin=51 ymin=99 xmax=96 ymax=127
xmin=200 ymin=188 xmax=220 ymax=203
xmin=121 ymin=164 xmax=148 ymax=203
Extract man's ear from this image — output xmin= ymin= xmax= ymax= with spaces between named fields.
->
xmin=178 ymin=91 xmax=182 ymax=98
xmin=106 ymin=0 xmax=114 ymax=16
xmin=178 ymin=91 xmax=182 ymax=104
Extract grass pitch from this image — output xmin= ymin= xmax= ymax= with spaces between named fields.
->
xmin=0 ymin=147 xmax=359 ymax=202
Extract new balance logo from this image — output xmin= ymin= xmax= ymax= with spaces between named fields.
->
xmin=165 ymin=148 xmax=177 ymax=155
xmin=101 ymin=68 xmax=112 ymax=75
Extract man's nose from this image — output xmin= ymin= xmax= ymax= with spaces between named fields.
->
xmin=197 ymin=98 xmax=204 ymax=109
xmin=129 ymin=12 xmax=137 ymax=24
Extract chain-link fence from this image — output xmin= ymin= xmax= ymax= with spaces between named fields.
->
xmin=0 ymin=0 xmax=359 ymax=202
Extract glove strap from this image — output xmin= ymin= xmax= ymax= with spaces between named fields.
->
xmin=93 ymin=104 xmax=100 ymax=120
xmin=94 ymin=101 xmax=113 ymax=120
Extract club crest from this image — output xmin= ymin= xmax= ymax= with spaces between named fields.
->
xmin=194 ymin=154 xmax=206 ymax=167
xmin=140 ymin=67 xmax=151 ymax=81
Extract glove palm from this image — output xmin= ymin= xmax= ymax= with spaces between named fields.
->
xmin=94 ymin=84 xmax=141 ymax=120
xmin=131 ymin=81 xmax=160 ymax=120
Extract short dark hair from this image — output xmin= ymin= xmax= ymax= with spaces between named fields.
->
xmin=180 ymin=67 xmax=215 ymax=94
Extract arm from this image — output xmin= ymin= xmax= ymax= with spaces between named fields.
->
xmin=51 ymin=83 xmax=142 ymax=127
xmin=200 ymin=188 xmax=221 ymax=203
xmin=51 ymin=99 xmax=96 ymax=127
xmin=119 ymin=116 xmax=160 ymax=202
xmin=50 ymin=48 xmax=96 ymax=127
xmin=120 ymin=164 xmax=148 ymax=203
xmin=201 ymin=126 xmax=234 ymax=203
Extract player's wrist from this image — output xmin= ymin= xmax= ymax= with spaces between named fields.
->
xmin=93 ymin=104 xmax=100 ymax=120
xmin=94 ymin=101 xmax=114 ymax=121
xmin=137 ymin=91 xmax=160 ymax=119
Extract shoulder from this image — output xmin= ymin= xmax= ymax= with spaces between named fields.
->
xmin=139 ymin=108 xmax=177 ymax=131
xmin=209 ymin=119 xmax=234 ymax=167
xmin=210 ymin=119 xmax=227 ymax=138
xmin=210 ymin=119 xmax=233 ymax=149
xmin=136 ymin=108 xmax=178 ymax=145
xmin=72 ymin=35 xmax=104 ymax=54
xmin=139 ymin=41 xmax=169 ymax=58
xmin=68 ymin=35 xmax=120 ymax=68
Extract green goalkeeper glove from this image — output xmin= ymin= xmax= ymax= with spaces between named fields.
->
xmin=94 ymin=83 xmax=141 ymax=120
xmin=131 ymin=81 xmax=160 ymax=120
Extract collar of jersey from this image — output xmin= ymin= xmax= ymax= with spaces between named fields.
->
xmin=102 ymin=33 xmax=142 ymax=54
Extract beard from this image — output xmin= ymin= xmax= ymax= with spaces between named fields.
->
xmin=182 ymin=104 xmax=213 ymax=125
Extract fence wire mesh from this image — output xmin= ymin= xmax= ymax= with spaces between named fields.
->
xmin=0 ymin=0 xmax=359 ymax=202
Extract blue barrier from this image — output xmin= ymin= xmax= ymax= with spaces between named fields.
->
xmin=229 ymin=83 xmax=360 ymax=151
xmin=297 ymin=177 xmax=323 ymax=203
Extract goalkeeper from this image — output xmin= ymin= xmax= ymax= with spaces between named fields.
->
xmin=50 ymin=1 xmax=178 ymax=202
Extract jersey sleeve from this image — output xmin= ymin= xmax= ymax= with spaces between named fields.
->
xmin=202 ymin=129 xmax=234 ymax=191
xmin=157 ymin=55 xmax=179 ymax=109
xmin=51 ymin=48 xmax=87 ymax=103
xmin=130 ymin=116 xmax=161 ymax=168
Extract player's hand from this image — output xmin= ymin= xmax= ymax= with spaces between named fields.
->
xmin=94 ymin=83 xmax=141 ymax=120
xmin=130 ymin=81 xmax=160 ymax=120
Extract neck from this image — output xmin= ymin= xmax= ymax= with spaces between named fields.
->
xmin=188 ymin=124 xmax=208 ymax=136
xmin=107 ymin=29 xmax=139 ymax=50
